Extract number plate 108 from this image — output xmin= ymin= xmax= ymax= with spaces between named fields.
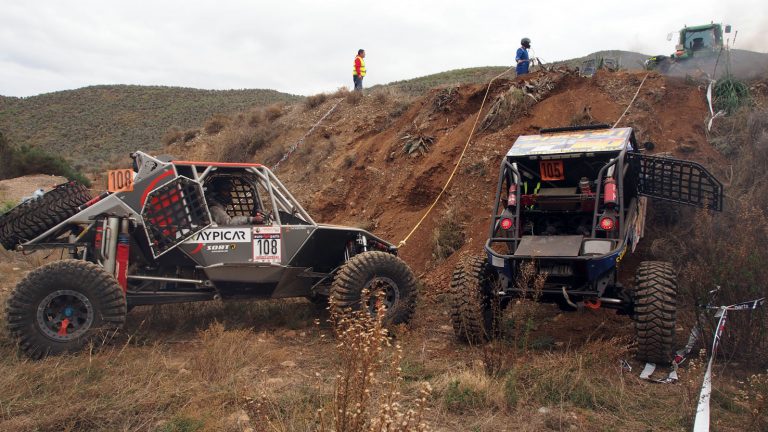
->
xmin=252 ymin=227 xmax=282 ymax=264
xmin=107 ymin=169 xmax=134 ymax=192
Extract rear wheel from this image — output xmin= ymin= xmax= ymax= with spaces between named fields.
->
xmin=5 ymin=260 xmax=126 ymax=359
xmin=633 ymin=261 xmax=677 ymax=364
xmin=450 ymin=255 xmax=501 ymax=344
xmin=330 ymin=251 xmax=417 ymax=325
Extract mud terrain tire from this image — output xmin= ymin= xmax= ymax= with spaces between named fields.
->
xmin=450 ymin=255 xmax=501 ymax=344
xmin=330 ymin=251 xmax=417 ymax=325
xmin=5 ymin=260 xmax=126 ymax=359
xmin=633 ymin=261 xmax=677 ymax=364
xmin=0 ymin=182 xmax=91 ymax=250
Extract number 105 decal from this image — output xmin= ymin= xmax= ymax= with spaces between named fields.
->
xmin=252 ymin=226 xmax=282 ymax=263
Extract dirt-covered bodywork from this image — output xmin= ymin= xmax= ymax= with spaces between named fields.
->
xmin=2 ymin=152 xmax=417 ymax=358
xmin=451 ymin=125 xmax=723 ymax=363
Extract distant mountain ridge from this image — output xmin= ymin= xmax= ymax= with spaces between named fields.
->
xmin=0 ymin=85 xmax=301 ymax=166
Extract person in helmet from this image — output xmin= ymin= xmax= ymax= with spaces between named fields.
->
xmin=205 ymin=178 xmax=266 ymax=225
xmin=516 ymin=38 xmax=532 ymax=76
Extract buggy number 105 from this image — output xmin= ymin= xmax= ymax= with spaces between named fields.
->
xmin=540 ymin=160 xmax=565 ymax=181
xmin=252 ymin=226 xmax=282 ymax=263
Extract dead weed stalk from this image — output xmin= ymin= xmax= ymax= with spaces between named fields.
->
xmin=320 ymin=290 xmax=431 ymax=432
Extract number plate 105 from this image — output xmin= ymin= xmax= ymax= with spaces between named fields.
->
xmin=539 ymin=160 xmax=565 ymax=181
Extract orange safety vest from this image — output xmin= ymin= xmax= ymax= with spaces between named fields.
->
xmin=353 ymin=55 xmax=366 ymax=77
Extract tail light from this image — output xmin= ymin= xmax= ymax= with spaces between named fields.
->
xmin=598 ymin=216 xmax=616 ymax=231
xmin=507 ymin=184 xmax=517 ymax=207
xmin=603 ymin=178 xmax=617 ymax=207
xmin=500 ymin=218 xmax=513 ymax=230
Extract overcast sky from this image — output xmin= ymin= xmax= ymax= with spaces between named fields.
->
xmin=1 ymin=0 xmax=766 ymax=97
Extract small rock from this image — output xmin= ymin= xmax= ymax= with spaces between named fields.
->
xmin=12 ymin=267 xmax=20 ymax=271
xmin=438 ymin=325 xmax=452 ymax=332
xmin=538 ymin=407 xmax=551 ymax=414
xmin=281 ymin=360 xmax=297 ymax=368
xmin=678 ymin=143 xmax=696 ymax=153
xmin=179 ymin=368 xmax=190 ymax=375
xmin=299 ymin=331 xmax=307 ymax=337
xmin=267 ymin=377 xmax=285 ymax=385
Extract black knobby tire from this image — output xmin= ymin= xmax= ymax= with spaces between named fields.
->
xmin=633 ymin=261 xmax=677 ymax=364
xmin=5 ymin=260 xmax=127 ymax=359
xmin=330 ymin=251 xmax=417 ymax=325
xmin=450 ymin=255 xmax=501 ymax=344
xmin=0 ymin=182 xmax=91 ymax=250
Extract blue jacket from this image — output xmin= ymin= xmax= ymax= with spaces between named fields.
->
xmin=516 ymin=47 xmax=529 ymax=75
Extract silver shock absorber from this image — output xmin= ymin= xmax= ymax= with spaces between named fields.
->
xmin=356 ymin=233 xmax=368 ymax=253
xmin=102 ymin=216 xmax=121 ymax=275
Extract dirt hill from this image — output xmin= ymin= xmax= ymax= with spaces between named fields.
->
xmin=166 ymin=68 xmax=723 ymax=282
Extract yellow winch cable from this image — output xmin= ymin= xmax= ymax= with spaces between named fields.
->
xmin=398 ymin=66 xmax=515 ymax=248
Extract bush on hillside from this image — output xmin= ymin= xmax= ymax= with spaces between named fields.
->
xmin=304 ymin=93 xmax=328 ymax=111
xmin=264 ymin=103 xmax=285 ymax=121
xmin=0 ymin=132 xmax=91 ymax=186
xmin=204 ymin=114 xmax=230 ymax=134
xmin=161 ymin=127 xmax=184 ymax=147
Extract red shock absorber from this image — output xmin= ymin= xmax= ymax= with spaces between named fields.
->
xmin=115 ymin=220 xmax=130 ymax=294
xmin=603 ymin=178 xmax=618 ymax=208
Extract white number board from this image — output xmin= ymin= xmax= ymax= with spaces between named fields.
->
xmin=252 ymin=226 xmax=282 ymax=263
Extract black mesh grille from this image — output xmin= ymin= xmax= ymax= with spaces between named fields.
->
xmin=629 ymin=153 xmax=723 ymax=211
xmin=142 ymin=177 xmax=211 ymax=257
xmin=205 ymin=175 xmax=262 ymax=217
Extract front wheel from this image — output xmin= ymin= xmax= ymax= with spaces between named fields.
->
xmin=450 ymin=255 xmax=501 ymax=344
xmin=330 ymin=251 xmax=417 ymax=325
xmin=5 ymin=260 xmax=127 ymax=359
xmin=633 ymin=261 xmax=677 ymax=364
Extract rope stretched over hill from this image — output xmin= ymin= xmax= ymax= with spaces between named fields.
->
xmin=397 ymin=66 xmax=515 ymax=248
xmin=612 ymin=72 xmax=650 ymax=128
xmin=271 ymin=98 xmax=344 ymax=172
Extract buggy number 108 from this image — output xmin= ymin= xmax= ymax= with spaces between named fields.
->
xmin=252 ymin=227 xmax=282 ymax=263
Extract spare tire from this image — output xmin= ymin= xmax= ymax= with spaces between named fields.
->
xmin=0 ymin=182 xmax=91 ymax=250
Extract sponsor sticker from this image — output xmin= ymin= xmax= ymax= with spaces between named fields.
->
xmin=205 ymin=244 xmax=237 ymax=253
xmin=252 ymin=226 xmax=281 ymax=263
xmin=185 ymin=228 xmax=250 ymax=244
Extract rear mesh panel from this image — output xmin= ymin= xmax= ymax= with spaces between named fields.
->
xmin=629 ymin=153 xmax=723 ymax=211
xmin=142 ymin=177 xmax=211 ymax=257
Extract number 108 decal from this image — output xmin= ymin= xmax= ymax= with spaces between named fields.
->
xmin=252 ymin=227 xmax=282 ymax=263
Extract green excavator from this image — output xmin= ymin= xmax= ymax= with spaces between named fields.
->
xmin=645 ymin=22 xmax=732 ymax=74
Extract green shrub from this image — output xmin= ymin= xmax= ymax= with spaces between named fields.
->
xmin=0 ymin=132 xmax=90 ymax=186
xmin=443 ymin=380 xmax=484 ymax=413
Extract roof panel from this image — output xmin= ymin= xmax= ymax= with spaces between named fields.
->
xmin=507 ymin=127 xmax=633 ymax=157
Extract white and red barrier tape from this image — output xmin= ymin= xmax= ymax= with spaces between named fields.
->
xmin=637 ymin=294 xmax=765 ymax=431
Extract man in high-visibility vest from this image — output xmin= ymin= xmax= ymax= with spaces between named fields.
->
xmin=353 ymin=49 xmax=366 ymax=91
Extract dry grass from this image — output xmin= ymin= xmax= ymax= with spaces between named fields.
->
xmin=431 ymin=206 xmax=465 ymax=261
xmin=203 ymin=114 xmax=230 ymax=135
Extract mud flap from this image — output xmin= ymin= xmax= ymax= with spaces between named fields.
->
xmin=628 ymin=153 xmax=723 ymax=211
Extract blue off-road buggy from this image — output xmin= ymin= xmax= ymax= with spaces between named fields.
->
xmin=450 ymin=125 xmax=722 ymax=363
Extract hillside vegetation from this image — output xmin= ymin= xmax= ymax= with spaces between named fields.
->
xmin=0 ymin=85 xmax=302 ymax=167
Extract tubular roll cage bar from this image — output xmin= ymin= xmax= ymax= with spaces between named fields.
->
xmin=485 ymin=147 xmax=630 ymax=261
